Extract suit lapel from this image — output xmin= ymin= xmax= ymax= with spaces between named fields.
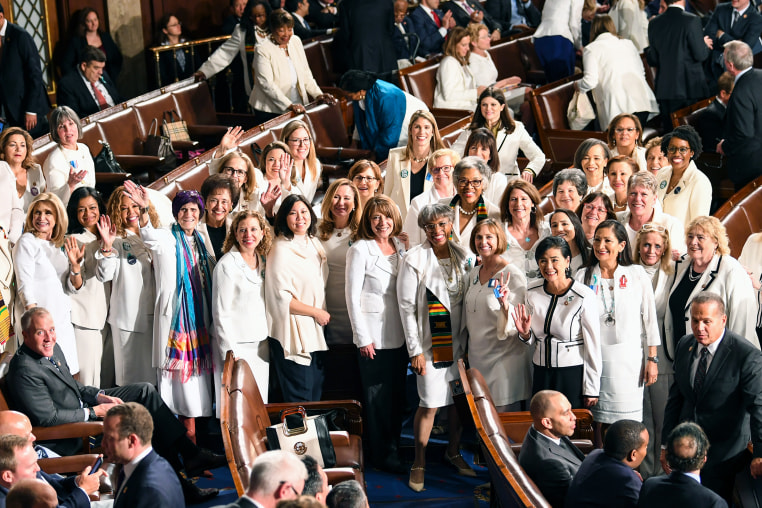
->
xmin=696 ymin=334 xmax=732 ymax=400
xmin=682 ymin=256 xmax=721 ymax=315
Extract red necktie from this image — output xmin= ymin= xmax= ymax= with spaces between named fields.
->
xmin=431 ymin=9 xmax=442 ymax=28
xmin=91 ymin=81 xmax=109 ymax=111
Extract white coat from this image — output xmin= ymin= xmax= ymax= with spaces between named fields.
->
xmin=578 ymin=33 xmax=658 ymax=129
xmin=384 ymin=146 xmax=433 ymax=221
xmin=610 ymin=0 xmax=649 ymax=52
xmin=450 ymin=122 xmax=546 ymax=177
xmin=655 ymin=161 xmax=712 ymax=229
xmin=663 ymin=253 xmax=759 ymax=362
xmin=345 ymin=237 xmax=407 ymax=350
xmin=42 ymin=144 xmax=96 ymax=206
xmin=0 ymin=163 xmax=26 ymax=244
xmin=197 ymin=25 xmax=253 ymax=96
xmin=434 ymin=56 xmax=478 ymax=111
xmin=533 ymin=0 xmax=585 ymax=48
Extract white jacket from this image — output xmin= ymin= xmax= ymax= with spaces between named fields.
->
xmin=384 ymin=146 xmax=434 ymax=221
xmin=533 ymin=0 xmax=585 ymax=48
xmin=655 ymin=161 xmax=712 ymax=229
xmin=610 ymin=0 xmax=649 ymax=52
xmin=197 ymin=25 xmax=252 ymax=95
xmin=434 ymin=56 xmax=478 ymax=111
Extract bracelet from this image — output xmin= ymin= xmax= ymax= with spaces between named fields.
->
xmin=70 ymin=270 xmax=81 ymax=277
xmin=523 ymin=168 xmax=536 ymax=177
xmin=100 ymin=247 xmax=112 ymax=254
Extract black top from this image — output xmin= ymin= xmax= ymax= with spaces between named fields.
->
xmin=409 ymin=162 xmax=427 ymax=202
xmin=207 ymin=224 xmax=227 ymax=260
xmin=668 ymin=267 xmax=702 ymax=341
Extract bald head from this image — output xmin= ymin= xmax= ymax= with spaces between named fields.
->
xmin=6 ymin=478 xmax=58 ymax=508
xmin=529 ymin=390 xmax=577 ymax=439
xmin=0 ymin=412 xmax=34 ymax=444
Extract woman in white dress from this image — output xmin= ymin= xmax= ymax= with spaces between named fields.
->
xmin=607 ymin=113 xmax=648 ymax=173
xmin=451 ymin=88 xmax=546 ymax=181
xmin=462 ymin=129 xmax=508 ymax=205
xmin=266 ymin=194 xmax=329 ymax=402
xmin=574 ymin=138 xmax=613 ymax=196
xmin=42 ymin=107 xmax=94 ymax=206
xmin=14 ymin=193 xmax=82 ymax=372
xmin=549 ymin=208 xmax=590 ymax=273
xmin=280 ymin=120 xmax=322 ymax=203
xmin=575 ymin=219 xmax=659 ymax=446
xmin=500 ymin=179 xmax=550 ymax=280
xmin=65 ymin=187 xmax=110 ymax=387
xmin=348 ymin=160 xmax=383 ymax=209
xmin=96 ymin=185 xmax=161 ymax=388
xmin=466 ymin=23 xmax=520 ymax=89
xmin=385 ymin=110 xmax=445 ymax=220
xmin=462 ymin=219 xmax=530 ymax=411
xmin=434 ymin=27 xmax=483 ymax=111
xmin=398 ymin=203 xmax=475 ymax=492
xmin=212 ymin=210 xmax=272 ymax=408
xmin=345 ymin=195 xmax=408 ymax=473
xmin=634 ymin=223 xmax=674 ymax=479
xmin=610 ymin=0 xmax=649 ymax=52
xmin=577 ymin=191 xmax=617 ymax=242
xmin=404 ymin=149 xmax=459 ymax=248
xmin=607 ymin=156 xmax=638 ymax=214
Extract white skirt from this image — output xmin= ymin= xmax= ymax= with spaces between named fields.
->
xmin=159 ymin=369 xmax=214 ymax=417
xmin=416 ymin=352 xmax=459 ymax=408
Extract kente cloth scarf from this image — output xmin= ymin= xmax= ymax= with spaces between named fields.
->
xmin=164 ymin=224 xmax=214 ymax=382
xmin=0 ymin=298 xmax=11 ymax=346
xmin=426 ymin=288 xmax=453 ymax=367
xmin=448 ymin=193 xmax=489 ymax=241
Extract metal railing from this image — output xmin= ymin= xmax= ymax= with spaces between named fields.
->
xmin=147 ymin=35 xmax=232 ymax=88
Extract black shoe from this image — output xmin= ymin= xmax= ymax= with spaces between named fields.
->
xmin=185 ymin=448 xmax=227 ymax=477
xmin=181 ymin=476 xmax=219 ymax=505
xmin=376 ymin=458 xmax=408 ymax=475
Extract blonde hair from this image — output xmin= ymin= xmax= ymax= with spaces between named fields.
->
xmin=687 ymin=216 xmax=730 ymax=256
xmin=25 ymin=193 xmax=67 ymax=247
xmin=106 ymin=186 xmax=160 ymax=237
xmin=634 ymin=225 xmax=674 ymax=274
xmin=466 ymin=23 xmax=488 ymax=48
xmin=403 ymin=110 xmax=444 ymax=161
xmin=318 ymin=179 xmax=362 ymax=241
xmin=222 ymin=210 xmax=272 ymax=256
xmin=280 ymin=120 xmax=318 ymax=183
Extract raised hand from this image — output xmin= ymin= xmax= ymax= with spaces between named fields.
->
xmin=97 ymin=215 xmax=117 ymax=250
xmin=220 ymin=126 xmax=244 ymax=153
xmin=496 ymin=271 xmax=512 ymax=314
xmin=511 ymin=303 xmax=531 ymax=338
xmin=278 ymin=152 xmax=293 ymax=186
xmin=260 ymin=182 xmax=282 ymax=217
xmin=65 ymin=236 xmax=85 ymax=267
xmin=124 ymin=180 xmax=149 ymax=209
xmin=67 ymin=167 xmax=88 ymax=190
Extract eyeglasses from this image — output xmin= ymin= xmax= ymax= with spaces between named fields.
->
xmin=288 ymin=137 xmax=311 ymax=146
xmin=641 ymin=223 xmax=666 ymax=233
xmin=615 ymin=127 xmax=637 ymax=134
xmin=279 ymin=481 xmax=300 ymax=497
xmin=582 ymin=203 xmax=607 ymax=215
xmin=431 ymin=165 xmax=453 ymax=174
xmin=457 ymin=178 xmax=482 ymax=188
xmin=223 ymin=167 xmax=247 ymax=177
xmin=353 ymin=175 xmax=378 ymax=183
xmin=423 ymin=221 xmax=451 ymax=232
xmin=666 ymin=146 xmax=691 ymax=155
xmin=167 ymin=21 xmax=182 ymax=28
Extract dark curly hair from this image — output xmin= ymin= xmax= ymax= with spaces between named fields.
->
xmin=661 ymin=124 xmax=703 ymax=161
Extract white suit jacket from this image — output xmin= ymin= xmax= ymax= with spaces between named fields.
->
xmin=533 ymin=0 xmax=585 ymax=48
xmin=197 ymin=25 xmax=252 ymax=95
xmin=434 ymin=56 xmax=478 ymax=111
xmin=451 ymin=121 xmax=546 ymax=177
xmin=0 ymin=163 xmax=24 ymax=244
xmin=655 ymin=161 xmax=712 ymax=229
xmin=384 ymin=146 xmax=434 ymax=221
xmin=610 ymin=0 xmax=649 ymax=52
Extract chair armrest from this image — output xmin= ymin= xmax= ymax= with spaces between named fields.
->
xmin=33 ymin=422 xmax=103 ymax=442
xmin=265 ymin=400 xmax=363 ymax=436
xmin=571 ymin=439 xmax=594 ymax=454
xmin=38 ymin=454 xmax=100 ymax=475
xmin=114 ymin=154 xmax=164 ymax=168
xmin=169 ymin=140 xmax=199 ymax=150
xmin=315 ymin=147 xmax=374 ymax=161
xmin=329 ymin=430 xmax=350 ymax=447
xmin=187 ymin=125 xmax=229 ymax=138
xmin=95 ymin=172 xmax=132 ymax=185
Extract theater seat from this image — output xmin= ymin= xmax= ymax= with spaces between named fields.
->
xmin=715 ymin=175 xmax=762 ymax=257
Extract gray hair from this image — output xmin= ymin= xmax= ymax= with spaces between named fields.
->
xmin=453 ymin=155 xmax=492 ymax=184
xmin=49 ymin=106 xmax=83 ymax=144
xmin=417 ymin=203 xmax=455 ymax=229
xmin=725 ymin=41 xmax=754 ymax=71
xmin=20 ymin=307 xmax=51 ymax=335
xmin=552 ymin=168 xmax=588 ymax=196
xmin=325 ymin=480 xmax=367 ymax=508
xmin=626 ymin=171 xmax=657 ymax=194
xmin=690 ymin=291 xmax=726 ymax=316
xmin=247 ymin=450 xmax=308 ymax=497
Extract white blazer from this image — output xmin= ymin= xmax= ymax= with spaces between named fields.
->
xmin=533 ymin=0 xmax=585 ymax=48
xmin=663 ymin=253 xmax=759 ymax=362
xmin=403 ymin=187 xmax=453 ymax=248
xmin=197 ymin=24 xmax=252 ymax=95
xmin=434 ymin=56 xmax=478 ymax=111
xmin=345 ymin=237 xmax=407 ymax=350
xmin=68 ymin=231 xmax=109 ymax=330
xmin=384 ymin=146 xmax=433 ymax=221
xmin=42 ymin=144 xmax=96 ymax=206
xmin=468 ymin=51 xmax=498 ymax=88
xmin=0 ymin=163 xmax=24 ymax=244
xmin=578 ymin=33 xmax=658 ymax=129
xmin=655 ymin=161 xmax=712 ymax=229
xmin=610 ymin=0 xmax=649 ymax=52
xmin=249 ymin=36 xmax=323 ymax=113
xmin=451 ymin=121 xmax=546 ymax=177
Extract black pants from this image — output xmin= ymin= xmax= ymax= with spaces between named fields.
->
xmin=532 ymin=364 xmax=584 ymax=409
xmin=269 ymin=338 xmax=326 ymax=402
xmin=702 ymin=448 xmax=752 ymax=504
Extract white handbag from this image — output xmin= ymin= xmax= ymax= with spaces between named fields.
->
xmin=567 ymin=90 xmax=596 ymax=130
xmin=266 ymin=407 xmax=337 ymax=468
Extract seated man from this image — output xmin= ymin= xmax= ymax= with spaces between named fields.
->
xmin=6 ymin=479 xmax=58 ymax=508
xmin=325 ymin=480 xmax=368 ymax=508
xmin=301 ymin=455 xmax=330 ymax=504
xmin=639 ymin=422 xmax=727 ymax=508
xmin=518 ymin=390 xmax=585 ymax=508
xmin=566 ymin=419 xmax=647 ymax=508
xmin=57 ymin=46 xmax=122 ymax=119
xmin=442 ymin=0 xmax=502 ymax=39
xmin=409 ymin=0 xmax=456 ymax=56
xmin=218 ymin=450 xmax=307 ymax=508
xmin=696 ymin=71 xmax=733 ymax=152
xmin=103 ymin=403 xmax=184 ymax=508
xmin=0 ymin=434 xmax=97 ymax=508
xmin=7 ymin=307 xmax=223 ymax=504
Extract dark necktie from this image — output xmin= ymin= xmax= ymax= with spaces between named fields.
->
xmin=693 ymin=347 xmax=709 ymax=395
xmin=731 ymin=10 xmax=739 ymax=29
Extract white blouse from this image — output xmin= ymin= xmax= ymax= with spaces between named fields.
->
xmin=43 ymin=144 xmax=96 ymax=205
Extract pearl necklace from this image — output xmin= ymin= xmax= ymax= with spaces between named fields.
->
xmin=458 ymin=205 xmax=476 ymax=216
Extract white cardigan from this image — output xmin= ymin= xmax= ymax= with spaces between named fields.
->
xmin=42 ymin=144 xmax=96 ymax=206
xmin=345 ymin=237 xmax=407 ymax=350
xmin=434 ymin=56 xmax=478 ymax=111
xmin=249 ymin=36 xmax=323 ymax=113
xmin=654 ymin=161 xmax=712 ymax=229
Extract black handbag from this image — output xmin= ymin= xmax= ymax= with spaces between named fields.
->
xmin=94 ymin=141 xmax=124 ymax=173
xmin=144 ymin=118 xmax=178 ymax=171
xmin=265 ymin=407 xmax=337 ymax=468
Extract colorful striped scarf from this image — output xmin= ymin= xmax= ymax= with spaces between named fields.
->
xmin=448 ymin=194 xmax=489 ymax=241
xmin=0 ymin=298 xmax=11 ymax=347
xmin=164 ymin=224 xmax=214 ymax=382
xmin=426 ymin=288 xmax=453 ymax=367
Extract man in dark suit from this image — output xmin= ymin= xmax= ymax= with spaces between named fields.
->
xmin=647 ymin=0 xmax=712 ymax=131
xmin=485 ymin=0 xmax=541 ymax=34
xmin=308 ymin=0 xmax=338 ymax=29
xmin=639 ymin=422 xmax=727 ymax=508
xmin=717 ymin=41 xmax=762 ymax=189
xmin=217 ymin=450 xmax=307 ymax=508
xmin=518 ymin=390 xmax=585 ymax=508
xmin=442 ymin=0 xmax=502 ymax=38
xmin=409 ymin=0 xmax=456 ymax=56
xmin=334 ymin=0 xmax=397 ymax=75
xmin=696 ymin=71 xmax=733 ymax=152
xmin=566 ymin=419 xmax=647 ymax=508
xmin=57 ymin=46 xmax=122 ymax=119
xmin=704 ymin=0 xmax=762 ymax=81
xmin=0 ymin=4 xmax=49 ymax=138
xmin=104 ymin=403 xmax=184 ymax=508
xmin=7 ymin=307 xmax=223 ymax=504
xmin=222 ymin=0 xmax=248 ymax=34
xmin=287 ymin=0 xmax=331 ymax=40
xmin=393 ymin=0 xmax=416 ymax=63
xmin=661 ymin=292 xmax=762 ymax=503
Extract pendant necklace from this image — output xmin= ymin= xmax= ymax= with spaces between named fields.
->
xmin=601 ymin=279 xmax=615 ymax=326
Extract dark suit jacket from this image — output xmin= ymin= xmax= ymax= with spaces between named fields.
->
xmin=0 ymin=22 xmax=50 ymax=130
xmin=334 ymin=0 xmax=397 ymax=74
xmin=221 ymin=14 xmax=243 ymax=35
xmin=695 ymin=98 xmax=726 ymax=152
xmin=705 ymin=3 xmax=762 ymax=62
xmin=308 ymin=0 xmax=338 ymax=29
xmin=393 ymin=18 xmax=415 ymax=60
xmin=485 ymin=0 xmax=541 ymax=29
xmin=409 ymin=6 xmax=447 ymax=56
xmin=0 ymin=471 xmax=91 ymax=508
xmin=60 ymin=32 xmax=123 ymax=79
xmin=518 ymin=426 xmax=585 ymax=508
xmin=638 ymin=472 xmax=728 ymax=508
xmin=292 ymin=13 xmax=329 ymax=40
xmin=57 ymin=69 xmax=122 ymax=119
xmin=442 ymin=0 xmax=502 ymax=33
xmin=114 ymin=450 xmax=184 ymax=508
xmin=646 ymin=6 xmax=710 ymax=101
xmin=722 ymin=68 xmax=762 ymax=187
xmin=565 ymin=449 xmax=641 ymax=508
xmin=662 ymin=331 xmax=762 ymax=468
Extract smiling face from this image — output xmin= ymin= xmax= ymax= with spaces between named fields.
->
xmin=554 ymin=181 xmax=581 ymax=211
xmin=77 ymin=195 xmax=100 ymax=230
xmin=614 ymin=117 xmax=638 ymax=152
xmin=176 ymin=203 xmax=200 ymax=235
xmin=592 ymin=226 xmax=626 ymax=266
xmin=85 ymin=11 xmax=99 ymax=33
xmin=205 ymin=188 xmax=232 ymax=227
xmin=31 ymin=202 xmax=56 ymax=240
xmin=550 ymin=212 xmax=576 ymax=244
xmin=538 ymin=247 xmax=570 ymax=283
xmin=286 ymin=200 xmax=311 ymax=235
xmin=639 ymin=231 xmax=665 ymax=267
xmin=508 ymin=188 xmax=533 ymax=222
xmin=646 ymin=145 xmax=668 ymax=176
xmin=480 ymin=96 xmax=504 ymax=127
xmin=351 ymin=168 xmax=380 ymax=200
xmin=468 ymin=143 xmax=491 ymax=164
xmin=456 ymin=35 xmax=471 ymax=59
xmin=581 ymin=144 xmax=608 ymax=185
xmin=119 ymin=194 xmax=141 ymax=233
xmin=666 ymin=137 xmax=693 ymax=173
xmin=272 ymin=24 xmax=293 ymax=46
xmin=235 ymin=216 xmax=264 ymax=253
xmin=4 ymin=134 xmax=27 ymax=166
xmin=423 ymin=217 xmax=452 ymax=247
xmin=330 ymin=184 xmax=355 ymax=222
xmin=57 ymin=118 xmax=79 ymax=149
xmin=264 ymin=148 xmax=286 ymax=181
xmin=431 ymin=155 xmax=454 ymax=190
xmin=608 ymin=161 xmax=634 ymax=200
xmin=626 ymin=185 xmax=656 ymax=220
xmin=410 ymin=117 xmax=434 ymax=149
xmin=687 ymin=226 xmax=718 ymax=266
xmin=457 ymin=167 xmax=484 ymax=206
xmin=222 ymin=157 xmax=249 ymax=189
xmin=22 ymin=311 xmax=56 ymax=358
xmin=581 ymin=197 xmax=608 ymax=231
xmin=370 ymin=210 xmax=395 ymax=241
xmin=286 ymin=127 xmax=311 ymax=162
xmin=474 ymin=223 xmax=500 ymax=259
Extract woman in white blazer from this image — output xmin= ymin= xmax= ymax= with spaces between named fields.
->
xmin=404 ymin=149 xmax=458 ymax=248
xmin=43 ymin=107 xmax=95 ymax=207
xmin=450 ymin=88 xmax=546 ymax=180
xmin=345 ymin=195 xmax=408 ymax=474
xmin=0 ymin=127 xmax=46 ymax=214
xmin=398 ymin=203 xmax=475 ymax=492
xmin=385 ymin=110 xmax=446 ymax=221
xmin=65 ymin=187 xmax=110 ymax=387
xmin=577 ymin=17 xmax=657 ymax=131
xmin=610 ymin=0 xmax=649 ymax=52
xmin=281 ymin=120 xmax=322 ymax=203
xmin=197 ymin=174 xmax=238 ymax=261
xmin=212 ymin=210 xmax=272 ymax=410
xmin=249 ymin=10 xmax=333 ymax=119
xmin=434 ymin=27 xmax=482 ymax=111
xmin=664 ymin=216 xmax=758 ymax=363
xmin=500 ymin=179 xmax=551 ymax=281
xmin=532 ymin=0 xmax=585 ymax=82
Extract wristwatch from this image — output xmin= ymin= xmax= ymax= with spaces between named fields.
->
xmin=647 ymin=356 xmax=659 ymax=364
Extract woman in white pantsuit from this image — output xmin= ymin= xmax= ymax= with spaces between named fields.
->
xmin=398 ymin=203 xmax=475 ymax=492
xmin=434 ymin=27 xmax=482 ymax=111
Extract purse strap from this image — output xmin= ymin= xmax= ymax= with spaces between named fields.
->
xmin=163 ymin=109 xmax=179 ymax=123
xmin=149 ymin=118 xmax=158 ymax=137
